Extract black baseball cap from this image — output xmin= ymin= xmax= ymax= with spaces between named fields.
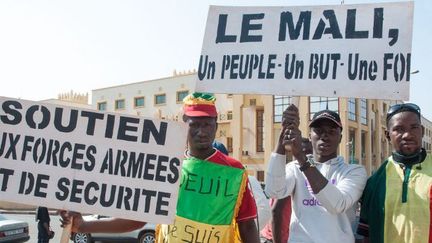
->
xmin=309 ymin=110 xmax=343 ymax=129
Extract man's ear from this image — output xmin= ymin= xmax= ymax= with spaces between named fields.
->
xmin=385 ymin=130 xmax=390 ymax=141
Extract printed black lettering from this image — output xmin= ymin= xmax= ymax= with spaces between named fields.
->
xmin=21 ymin=135 xmax=34 ymax=161
xmin=117 ymin=116 xmax=139 ymax=142
xmin=56 ymin=177 xmax=70 ymax=201
xmin=312 ymin=10 xmax=342 ymax=40
xmin=100 ymin=148 xmax=114 ymax=174
xmin=0 ymin=100 xmax=22 ymax=125
xmin=81 ymin=111 xmax=104 ymax=136
xmin=240 ymin=13 xmax=264 ymax=43
xmin=59 ymin=142 xmax=72 ymax=167
xmin=143 ymin=153 xmax=156 ymax=180
xmin=18 ymin=171 xmax=34 ymax=195
xmin=54 ymin=108 xmax=78 ymax=133
xmin=168 ymin=157 xmax=180 ymax=184
xmin=345 ymin=9 xmax=369 ymax=39
xmin=25 ymin=105 xmax=50 ymax=129
xmin=215 ymin=14 xmax=237 ymax=43
xmin=0 ymin=168 xmax=14 ymax=191
xmin=114 ymin=150 xmax=128 ymax=177
xmin=32 ymin=138 xmax=47 ymax=163
xmin=100 ymin=183 xmax=116 ymax=207
xmin=127 ymin=152 xmax=145 ymax=178
xmin=155 ymin=155 xmax=169 ymax=182
xmin=85 ymin=145 xmax=97 ymax=172
xmin=279 ymin=11 xmax=311 ymax=41
xmin=141 ymin=120 xmax=167 ymax=145
xmin=34 ymin=174 xmax=49 ymax=198
xmin=71 ymin=143 xmax=86 ymax=170
xmin=5 ymin=133 xmax=20 ymax=160
xmin=141 ymin=189 xmax=157 ymax=213
xmin=104 ymin=114 xmax=115 ymax=139
xmin=84 ymin=181 xmax=99 ymax=205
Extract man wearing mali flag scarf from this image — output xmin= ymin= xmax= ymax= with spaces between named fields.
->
xmin=156 ymin=92 xmax=260 ymax=242
xmin=59 ymin=92 xmax=260 ymax=242
xmin=357 ymin=103 xmax=432 ymax=243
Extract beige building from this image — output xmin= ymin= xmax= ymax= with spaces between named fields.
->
xmin=422 ymin=116 xmax=432 ymax=153
xmin=91 ymin=72 xmax=431 ymax=181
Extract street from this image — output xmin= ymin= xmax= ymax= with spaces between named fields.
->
xmin=2 ymin=212 xmax=150 ymax=243
xmin=2 ymin=213 xmax=69 ymax=242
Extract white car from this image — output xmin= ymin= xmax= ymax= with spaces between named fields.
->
xmin=0 ymin=214 xmax=30 ymax=243
xmin=71 ymin=215 xmax=155 ymax=243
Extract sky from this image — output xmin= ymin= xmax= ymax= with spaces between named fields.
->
xmin=0 ymin=0 xmax=430 ymax=119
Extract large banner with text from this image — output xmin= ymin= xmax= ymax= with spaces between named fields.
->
xmin=197 ymin=2 xmax=413 ymax=100
xmin=0 ymin=97 xmax=187 ymax=224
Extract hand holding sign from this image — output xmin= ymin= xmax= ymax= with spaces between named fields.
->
xmin=0 ymin=97 xmax=187 ymax=224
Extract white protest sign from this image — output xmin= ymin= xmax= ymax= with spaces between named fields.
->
xmin=197 ymin=2 xmax=413 ymax=100
xmin=0 ymin=97 xmax=187 ymax=224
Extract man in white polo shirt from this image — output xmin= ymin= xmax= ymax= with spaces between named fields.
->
xmin=265 ymin=105 xmax=367 ymax=242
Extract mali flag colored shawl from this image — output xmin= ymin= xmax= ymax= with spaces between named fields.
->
xmin=359 ymin=155 xmax=432 ymax=243
xmin=156 ymin=157 xmax=247 ymax=243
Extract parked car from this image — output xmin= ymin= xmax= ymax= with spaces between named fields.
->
xmin=71 ymin=215 xmax=155 ymax=243
xmin=0 ymin=214 xmax=30 ymax=242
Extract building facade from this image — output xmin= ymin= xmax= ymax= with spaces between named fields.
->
xmin=91 ymin=73 xmax=431 ymax=181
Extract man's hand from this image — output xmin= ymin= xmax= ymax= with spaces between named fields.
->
xmin=275 ymin=104 xmax=302 ymax=157
xmin=59 ymin=210 xmax=83 ymax=233
xmin=282 ymin=104 xmax=299 ymax=129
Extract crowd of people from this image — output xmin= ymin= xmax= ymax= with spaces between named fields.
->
xmin=60 ymin=92 xmax=432 ymax=243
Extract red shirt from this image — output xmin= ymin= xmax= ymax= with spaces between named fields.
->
xmin=261 ymin=197 xmax=292 ymax=242
xmin=198 ymin=149 xmax=258 ymax=222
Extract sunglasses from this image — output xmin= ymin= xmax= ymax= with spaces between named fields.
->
xmin=386 ymin=103 xmax=421 ymax=122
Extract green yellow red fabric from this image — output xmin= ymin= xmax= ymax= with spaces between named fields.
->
xmin=156 ymin=151 xmax=248 ymax=242
xmin=182 ymin=92 xmax=217 ymax=117
xmin=358 ymin=155 xmax=432 ymax=243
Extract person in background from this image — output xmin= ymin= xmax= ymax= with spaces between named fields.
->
xmin=261 ymin=137 xmax=312 ymax=243
xmin=213 ymin=139 xmax=271 ymax=232
xmin=36 ymin=206 xmax=53 ymax=243
xmin=357 ymin=103 xmax=432 ymax=243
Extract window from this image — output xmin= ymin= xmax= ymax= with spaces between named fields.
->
xmin=274 ymin=96 xmax=292 ymax=123
xmin=176 ymin=90 xmax=189 ymax=103
xmin=309 ymin=97 xmax=339 ymax=120
xmin=348 ymin=98 xmax=357 ymax=121
xmin=227 ymin=137 xmax=233 ymax=153
xmin=154 ymin=94 xmax=166 ymax=105
xmin=115 ymin=99 xmax=125 ymax=110
xmin=134 ymin=97 xmax=145 ymax=108
xmin=256 ymin=109 xmax=264 ymax=152
xmin=361 ymin=132 xmax=366 ymax=159
xmin=227 ymin=111 xmax=233 ymax=120
xmin=360 ymin=99 xmax=368 ymax=125
xmin=97 ymin=102 xmax=107 ymax=111
xmin=256 ymin=171 xmax=265 ymax=182
xmin=348 ymin=130 xmax=356 ymax=164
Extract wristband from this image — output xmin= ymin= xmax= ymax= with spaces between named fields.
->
xmin=299 ymin=155 xmax=315 ymax=172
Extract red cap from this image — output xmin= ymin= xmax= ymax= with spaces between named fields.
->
xmin=183 ymin=92 xmax=217 ymax=117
